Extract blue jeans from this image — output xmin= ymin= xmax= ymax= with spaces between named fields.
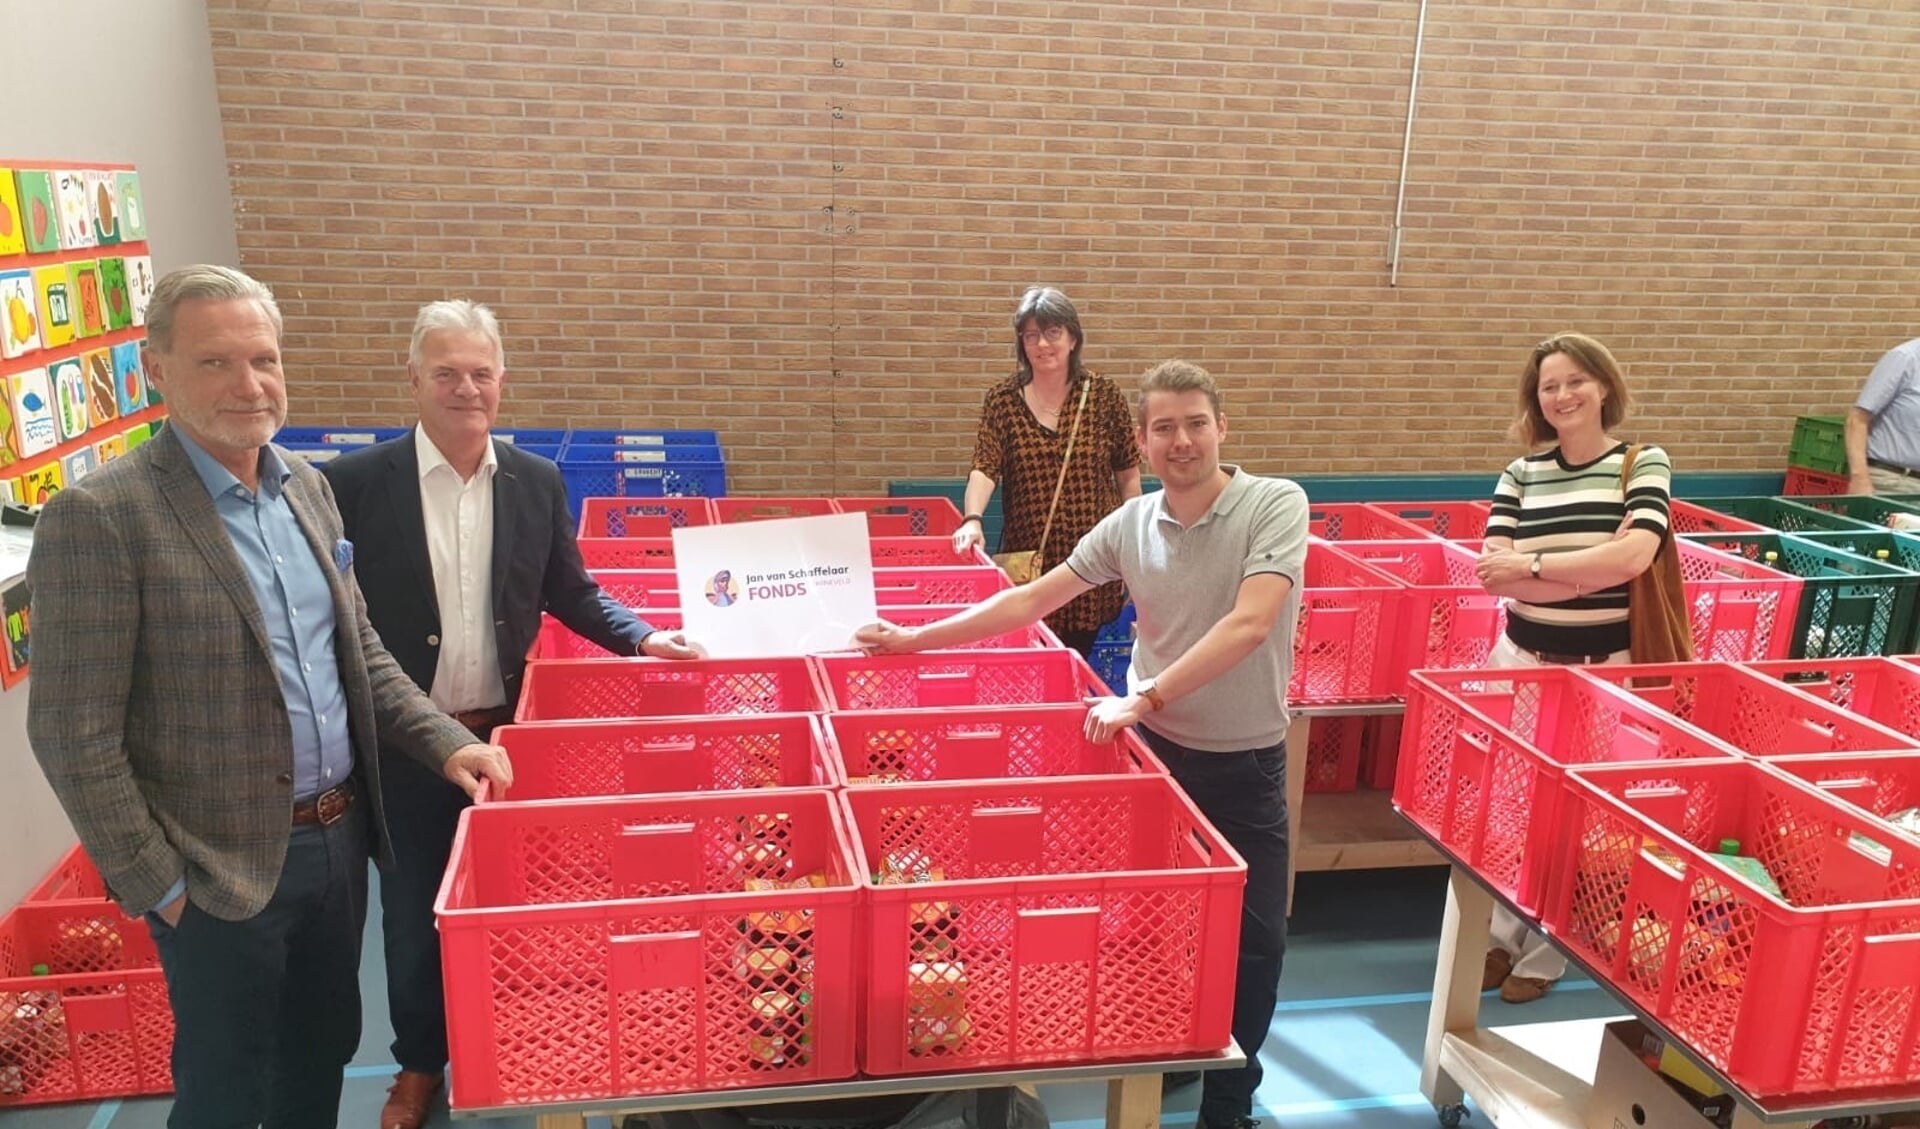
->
xmin=146 ymin=803 xmax=369 ymax=1129
xmin=1136 ymin=727 xmax=1289 ymax=1128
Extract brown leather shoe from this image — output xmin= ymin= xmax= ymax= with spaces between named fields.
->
xmin=1499 ymin=975 xmax=1555 ymax=1004
xmin=1482 ymin=948 xmax=1514 ymax=992
xmin=381 ymin=1070 xmax=444 ymax=1129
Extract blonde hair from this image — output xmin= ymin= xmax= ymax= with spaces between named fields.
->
xmin=147 ymin=265 xmax=282 ymax=353
xmin=1136 ymin=359 xmax=1221 ymax=425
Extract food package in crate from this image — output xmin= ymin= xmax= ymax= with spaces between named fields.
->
xmin=1392 ymin=667 xmax=1741 ymax=916
xmin=1544 ymin=758 xmax=1920 ymax=1097
xmin=493 ymin=713 xmax=839 ymax=798
xmin=825 ymin=703 xmax=1166 ymax=785
xmin=436 ymin=789 xmax=860 ymax=1108
xmin=0 ymin=903 xmax=173 ymax=1105
xmin=840 ymin=775 xmax=1244 ymax=1076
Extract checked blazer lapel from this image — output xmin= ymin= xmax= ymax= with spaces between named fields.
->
xmin=148 ymin=427 xmax=273 ymax=658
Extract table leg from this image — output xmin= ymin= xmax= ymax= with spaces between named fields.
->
xmin=1420 ymin=865 xmax=1494 ymax=1111
xmin=1729 ymin=1110 xmax=1816 ymax=1129
xmin=1284 ymin=712 xmax=1309 ymax=914
xmin=1104 ymin=1072 xmax=1161 ymax=1129
xmin=536 ymin=1113 xmax=589 ymax=1129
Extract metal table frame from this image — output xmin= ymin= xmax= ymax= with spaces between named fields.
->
xmin=453 ymin=1044 xmax=1245 ymax=1129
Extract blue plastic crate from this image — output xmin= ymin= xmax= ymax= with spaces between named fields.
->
xmin=491 ymin=428 xmax=569 ymax=447
xmin=560 ymin=428 xmax=722 ymax=450
xmin=280 ymin=443 xmax=358 ymax=465
xmin=1088 ymin=641 xmax=1131 ymax=692
xmin=515 ymin=444 xmax=562 ymax=461
xmin=558 ymin=459 xmax=727 ymax=518
xmin=274 ymin=426 xmax=409 ymax=445
xmin=552 ymin=442 xmax=726 ymax=465
xmin=1097 ymin=603 xmax=1137 ymax=644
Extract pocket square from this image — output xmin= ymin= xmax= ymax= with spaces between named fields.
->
xmin=333 ymin=538 xmax=354 ymax=573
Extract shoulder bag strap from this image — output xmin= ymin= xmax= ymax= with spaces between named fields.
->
xmin=1035 ymin=377 xmax=1094 ymax=561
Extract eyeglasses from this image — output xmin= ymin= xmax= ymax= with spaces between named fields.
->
xmin=1019 ymin=326 xmax=1070 ymax=347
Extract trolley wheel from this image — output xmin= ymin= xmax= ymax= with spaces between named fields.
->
xmin=1437 ymin=1103 xmax=1469 ymax=1128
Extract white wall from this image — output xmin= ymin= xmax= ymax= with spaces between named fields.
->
xmin=0 ymin=0 xmax=239 ymax=905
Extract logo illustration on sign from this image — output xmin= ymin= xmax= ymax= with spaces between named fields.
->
xmin=705 ymin=569 xmax=741 ymax=607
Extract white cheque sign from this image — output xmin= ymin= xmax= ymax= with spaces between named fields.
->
xmin=671 ymin=512 xmax=877 ymax=657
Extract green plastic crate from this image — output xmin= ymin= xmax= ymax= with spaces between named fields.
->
xmin=1793 ymin=529 xmax=1920 ymax=653
xmin=1680 ymin=531 xmax=1920 ymax=658
xmin=1783 ymin=494 xmax=1920 ymax=532
xmin=1686 ymin=496 xmax=1878 ymax=535
xmin=1788 ymin=414 xmax=1847 ymax=475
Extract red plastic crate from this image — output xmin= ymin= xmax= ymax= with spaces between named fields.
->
xmin=810 ymin=650 xmax=1102 ymax=712
xmin=1369 ymin=500 xmax=1490 ymax=541
xmin=492 ymin=714 xmax=839 ymax=798
xmin=1543 ymin=758 xmax=1920 ymax=1096
xmin=1392 ymin=667 xmax=1740 ymax=915
xmin=438 ymin=790 xmax=861 ymax=1107
xmin=1289 ymin=543 xmax=1404 ymax=703
xmin=578 ymin=537 xmax=677 ymax=570
xmin=1783 ymin=465 xmax=1849 ymax=496
xmin=1303 ymin=715 xmax=1366 ymax=793
xmin=868 ymin=538 xmax=993 ymax=569
xmin=1578 ymin=661 xmax=1917 ymax=757
xmin=576 ymin=497 xmax=716 ymax=538
xmin=1363 ymin=715 xmax=1404 ymax=790
xmin=0 ymin=903 xmax=173 ymax=1105
xmin=1744 ymin=656 xmax=1920 ymax=745
xmin=839 ymin=775 xmax=1243 ymax=1075
xmin=529 ymin=611 xmax=685 ymax=661
xmin=1768 ymin=750 xmax=1920 ymax=827
xmin=586 ymin=569 xmax=682 ymax=610
xmin=1306 ymin=503 xmax=1434 ymax=542
xmin=1668 ymin=500 xmax=1766 ymax=536
xmin=873 ymin=605 xmax=1064 ymax=651
xmin=515 ymin=657 xmax=825 ymax=722
xmin=1674 ymin=539 xmax=1804 ymax=663
xmin=872 ymin=567 xmax=1011 ymax=606
xmin=825 ymin=705 xmax=1166 ymax=784
xmin=1330 ymin=540 xmax=1504 ymax=687
xmin=834 ymin=497 xmax=964 ymax=538
xmin=23 ymin=846 xmax=110 ymax=904
xmin=713 ymin=497 xmax=839 ymax=524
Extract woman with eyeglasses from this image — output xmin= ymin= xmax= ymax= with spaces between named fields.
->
xmin=1472 ymin=331 xmax=1675 ymax=1004
xmin=953 ymin=287 xmax=1142 ymax=657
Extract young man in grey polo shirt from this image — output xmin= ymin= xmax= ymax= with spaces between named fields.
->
xmin=856 ymin=359 xmax=1308 ymax=1129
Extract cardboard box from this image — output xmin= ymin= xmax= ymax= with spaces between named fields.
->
xmin=1585 ymin=1019 xmax=1728 ymax=1129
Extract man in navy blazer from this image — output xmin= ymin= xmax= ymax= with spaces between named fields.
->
xmin=321 ymin=300 xmax=696 ymax=1129
xmin=28 ymin=267 xmax=515 ymax=1129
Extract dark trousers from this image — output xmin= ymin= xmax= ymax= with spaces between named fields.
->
xmin=1137 ymin=727 xmax=1289 ymax=1128
xmin=378 ymin=750 xmax=472 ymax=1074
xmin=1055 ymin=628 xmax=1100 ymax=663
xmin=146 ymin=804 xmax=369 ymax=1129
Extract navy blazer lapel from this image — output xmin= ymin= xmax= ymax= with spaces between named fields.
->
xmin=490 ymin=439 xmax=519 ymax=610
xmin=148 ymin=427 xmax=273 ymax=657
xmin=384 ymin=438 xmax=440 ymax=614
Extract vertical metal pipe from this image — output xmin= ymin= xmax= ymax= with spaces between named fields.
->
xmin=1390 ymin=0 xmax=1432 ymax=287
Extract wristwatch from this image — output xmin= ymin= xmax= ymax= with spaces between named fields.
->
xmin=1137 ymin=678 xmax=1166 ymax=712
xmin=1529 ymin=552 xmax=1543 ymax=578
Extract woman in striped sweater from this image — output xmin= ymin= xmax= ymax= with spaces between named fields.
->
xmin=1473 ymin=331 xmax=1673 ymax=1003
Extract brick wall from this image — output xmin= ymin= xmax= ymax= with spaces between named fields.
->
xmin=206 ymin=0 xmax=1920 ymax=494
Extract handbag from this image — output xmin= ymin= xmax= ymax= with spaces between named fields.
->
xmin=992 ymin=377 xmax=1092 ymax=585
xmin=1620 ymin=445 xmax=1694 ymax=664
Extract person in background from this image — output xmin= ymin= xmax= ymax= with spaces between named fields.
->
xmin=952 ymin=286 xmax=1142 ymax=657
xmin=864 ymin=360 xmax=1306 ymax=1129
xmin=26 ymin=265 xmax=514 ymax=1129
xmin=321 ymin=299 xmax=697 ymax=1129
xmin=1474 ymin=331 xmax=1672 ymax=1004
xmin=1845 ymin=336 xmax=1920 ymax=496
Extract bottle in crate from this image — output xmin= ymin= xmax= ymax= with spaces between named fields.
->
xmin=746 ymin=987 xmax=813 ymax=1070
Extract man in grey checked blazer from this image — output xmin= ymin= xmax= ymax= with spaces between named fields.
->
xmin=26 ymin=265 xmax=514 ymax=1129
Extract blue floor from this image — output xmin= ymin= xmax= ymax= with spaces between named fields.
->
xmin=0 ymin=866 xmax=1624 ymax=1129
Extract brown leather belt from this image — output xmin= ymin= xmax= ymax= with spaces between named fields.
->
xmin=292 ymin=778 xmax=355 ymax=827
xmin=1869 ymin=459 xmax=1920 ymax=479
xmin=450 ymin=705 xmax=515 ymax=739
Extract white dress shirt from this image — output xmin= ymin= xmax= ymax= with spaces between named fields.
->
xmin=415 ymin=426 xmax=505 ymax=712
